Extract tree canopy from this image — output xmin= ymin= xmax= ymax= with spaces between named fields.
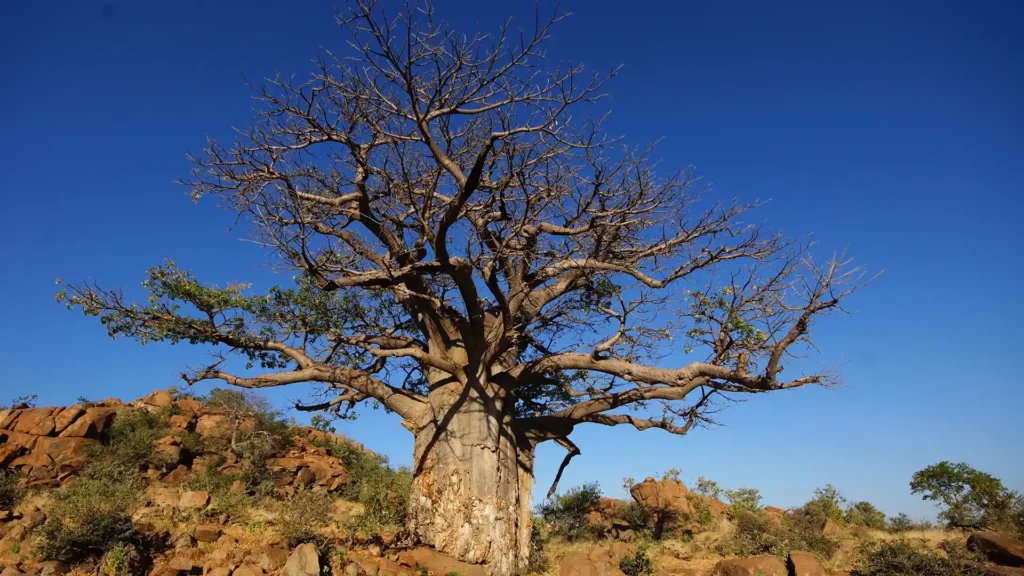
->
xmin=58 ymin=0 xmax=871 ymax=481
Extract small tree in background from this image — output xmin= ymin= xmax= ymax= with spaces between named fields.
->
xmin=801 ymin=484 xmax=846 ymax=523
xmin=845 ymin=501 xmax=887 ymax=530
xmin=910 ymin=461 xmax=1017 ymax=529
xmin=694 ymin=477 xmax=723 ymax=501
xmin=725 ymin=488 xmax=763 ymax=513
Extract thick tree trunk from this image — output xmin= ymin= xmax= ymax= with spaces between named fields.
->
xmin=407 ymin=382 xmax=534 ymax=576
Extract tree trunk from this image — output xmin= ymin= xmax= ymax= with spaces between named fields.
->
xmin=407 ymin=382 xmax=534 ymax=576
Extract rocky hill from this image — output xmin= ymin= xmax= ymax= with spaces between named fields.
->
xmin=2 ymin=390 xmax=1023 ymax=576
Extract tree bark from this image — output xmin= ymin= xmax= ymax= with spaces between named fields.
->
xmin=407 ymin=381 xmax=534 ymax=576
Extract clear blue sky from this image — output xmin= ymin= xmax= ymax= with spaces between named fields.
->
xmin=2 ymin=1 xmax=1021 ymax=521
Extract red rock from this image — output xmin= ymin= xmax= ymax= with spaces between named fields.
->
xmin=969 ymin=531 xmax=1024 ymax=567
xmin=229 ymin=480 xmax=247 ymax=494
xmin=176 ymin=398 xmax=202 ymax=413
xmin=141 ymin=389 xmax=174 ymax=408
xmin=178 ymin=491 xmax=210 ymax=509
xmin=558 ymin=550 xmax=620 ymax=576
xmin=396 ymin=547 xmax=486 ymax=576
xmin=629 ymin=477 xmax=694 ymax=516
xmin=35 ymin=436 xmax=95 ymax=463
xmin=788 ymin=551 xmax=827 ymax=576
xmin=295 ymin=467 xmax=316 ymax=487
xmin=9 ymin=451 xmax=53 ymax=468
xmin=12 ymin=408 xmax=55 ymax=433
xmin=58 ymin=407 xmax=115 ymax=438
xmin=267 ymin=457 xmax=307 ymax=471
xmin=193 ymin=524 xmax=222 ymax=542
xmin=0 ymin=409 xmax=18 ymax=429
xmin=328 ymin=475 xmax=348 ymax=492
xmin=28 ymin=416 xmax=56 ymax=436
xmin=0 ymin=430 xmax=38 ymax=450
xmin=162 ymin=465 xmax=190 ymax=485
xmin=284 ymin=543 xmax=320 ymax=576
xmin=259 ymin=546 xmax=289 ymax=571
xmin=168 ymin=415 xmax=193 ymax=431
xmin=195 ymin=414 xmax=229 ymax=436
xmin=0 ymin=445 xmax=25 ymax=467
xmin=820 ymin=517 xmax=842 ymax=536
xmin=715 ymin=556 xmax=788 ymax=576
xmin=52 ymin=405 xmax=84 ymax=434
xmin=234 ymin=565 xmax=265 ymax=576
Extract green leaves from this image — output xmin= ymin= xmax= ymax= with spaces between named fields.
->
xmin=57 ymin=260 xmax=377 ymax=371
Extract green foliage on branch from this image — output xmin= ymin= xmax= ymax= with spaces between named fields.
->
xmin=910 ymin=461 xmax=1021 ymax=530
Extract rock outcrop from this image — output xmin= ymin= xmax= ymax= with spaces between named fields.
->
xmin=970 ymin=531 xmax=1024 ymax=568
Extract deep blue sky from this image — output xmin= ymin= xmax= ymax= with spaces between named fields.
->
xmin=2 ymin=1 xmax=1021 ymax=521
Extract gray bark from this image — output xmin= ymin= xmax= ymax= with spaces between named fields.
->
xmin=407 ymin=379 xmax=533 ymax=576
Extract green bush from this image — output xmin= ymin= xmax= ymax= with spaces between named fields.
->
xmin=719 ymin=507 xmax=840 ymax=560
xmin=802 ymin=484 xmax=846 ymax=523
xmin=783 ymin=508 xmax=841 ymax=559
xmin=619 ymin=542 xmax=655 ymax=576
xmin=526 ymin=516 xmax=550 ymax=574
xmin=620 ymin=501 xmax=654 ymax=535
xmin=315 ymin=436 xmax=412 ymax=537
xmin=846 ymin=501 xmax=887 ymax=530
xmin=721 ymin=508 xmax=789 ymax=557
xmin=0 ymin=470 xmax=23 ymax=509
xmin=277 ymin=490 xmax=332 ymax=546
xmin=854 ymin=539 xmax=985 ymax=576
xmin=724 ymin=487 xmax=763 ymax=513
xmin=103 ymin=542 xmax=141 ymax=576
xmin=694 ymin=477 xmax=723 ymax=501
xmin=37 ymin=459 xmax=144 ymax=562
xmin=537 ymin=482 xmax=602 ymax=541
xmin=92 ymin=409 xmax=171 ymax=469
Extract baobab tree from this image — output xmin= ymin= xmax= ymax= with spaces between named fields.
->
xmin=58 ymin=1 xmax=871 ymax=573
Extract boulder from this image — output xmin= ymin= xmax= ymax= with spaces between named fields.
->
xmin=28 ymin=416 xmax=57 ymax=436
xmin=141 ymin=389 xmax=174 ymax=409
xmin=58 ymin=407 xmax=115 ymax=438
xmin=0 ymin=445 xmax=25 ymax=467
xmin=715 ymin=556 xmax=788 ymax=576
xmin=196 ymin=414 xmax=230 ymax=436
xmin=176 ymin=398 xmax=203 ymax=413
xmin=179 ymin=491 xmax=211 ymax=509
xmin=162 ymin=465 xmax=190 ymax=485
xmin=193 ymin=525 xmax=222 ymax=542
xmin=258 ymin=546 xmax=289 ymax=572
xmin=52 ymin=405 xmax=84 ymax=434
xmin=206 ymin=568 xmax=232 ymax=576
xmin=1 ymin=431 xmax=39 ymax=450
xmin=788 ymin=551 xmax=826 ymax=576
xmin=629 ymin=477 xmax=694 ymax=516
xmin=168 ymin=415 xmax=194 ymax=431
xmin=558 ymin=550 xmax=623 ymax=576
xmin=12 ymin=407 xmax=55 ymax=433
xmin=284 ymin=543 xmax=320 ymax=576
xmin=819 ymin=517 xmax=842 ymax=536
xmin=969 ymin=531 xmax=1024 ymax=567
xmin=395 ymin=547 xmax=486 ymax=576
xmin=9 ymin=451 xmax=53 ymax=469
xmin=234 ymin=565 xmax=265 ymax=576
xmin=154 ymin=436 xmax=182 ymax=464
xmin=0 ymin=409 xmax=20 ymax=429
xmin=982 ymin=566 xmax=1024 ymax=576
xmin=34 ymin=436 xmax=95 ymax=463
xmin=295 ymin=467 xmax=316 ymax=487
